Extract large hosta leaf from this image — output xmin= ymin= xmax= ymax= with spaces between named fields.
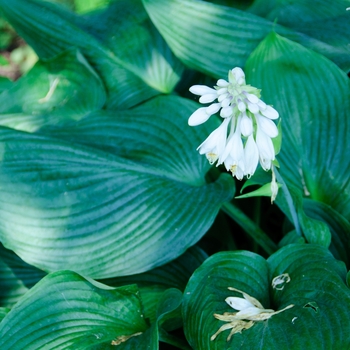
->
xmin=142 ymin=0 xmax=350 ymax=79
xmin=0 ymin=96 xmax=234 ymax=278
xmin=245 ymin=33 xmax=350 ymax=221
xmin=0 ymin=271 xmax=148 ymax=349
xmin=183 ymin=244 xmax=350 ymax=349
xmin=0 ymin=50 xmax=106 ymax=118
xmin=0 ymin=0 xmax=158 ymax=109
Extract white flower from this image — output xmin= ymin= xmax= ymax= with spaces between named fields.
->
xmin=189 ymin=67 xmax=279 ymax=179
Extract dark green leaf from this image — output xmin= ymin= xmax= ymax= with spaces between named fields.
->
xmin=0 ymin=243 xmax=45 ymax=307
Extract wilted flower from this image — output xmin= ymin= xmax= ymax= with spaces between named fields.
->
xmin=211 ymin=287 xmax=294 ymax=341
xmin=189 ymin=67 xmax=279 ymax=179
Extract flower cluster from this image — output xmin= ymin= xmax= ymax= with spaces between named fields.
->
xmin=189 ymin=67 xmax=279 ymax=180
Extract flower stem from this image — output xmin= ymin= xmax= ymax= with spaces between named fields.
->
xmin=221 ymin=201 xmax=277 ymax=255
xmin=274 ymin=167 xmax=302 ymax=237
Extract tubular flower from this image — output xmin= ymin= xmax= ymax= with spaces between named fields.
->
xmin=189 ymin=67 xmax=279 ymax=179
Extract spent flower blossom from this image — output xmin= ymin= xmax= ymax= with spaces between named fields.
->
xmin=189 ymin=67 xmax=279 ymax=180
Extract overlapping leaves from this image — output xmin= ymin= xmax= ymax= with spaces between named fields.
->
xmin=142 ymin=0 xmax=350 ymax=79
xmin=0 ymin=0 xmax=180 ymax=108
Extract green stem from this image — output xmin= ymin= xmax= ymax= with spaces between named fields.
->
xmin=221 ymin=201 xmax=277 ymax=255
xmin=274 ymin=167 xmax=302 ymax=237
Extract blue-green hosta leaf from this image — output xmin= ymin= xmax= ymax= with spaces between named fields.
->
xmin=0 ymin=50 xmax=106 ymax=119
xmin=0 ymin=243 xmax=45 ymax=308
xmin=142 ymin=0 xmax=350 ymax=79
xmin=0 ymin=96 xmax=234 ymax=278
xmin=79 ymin=0 xmax=184 ymax=93
xmin=245 ymin=33 xmax=350 ymax=221
xmin=0 ymin=0 xmax=158 ymax=109
xmin=0 ymin=271 xmax=148 ymax=349
xmin=183 ymin=245 xmax=350 ymax=349
xmin=303 ymin=199 xmax=350 ymax=268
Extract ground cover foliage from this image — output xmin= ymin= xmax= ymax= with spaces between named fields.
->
xmin=0 ymin=0 xmax=349 ymax=349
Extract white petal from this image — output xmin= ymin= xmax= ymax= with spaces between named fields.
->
xmin=244 ymin=135 xmax=259 ymax=177
xmin=220 ymin=97 xmax=231 ymax=108
xmin=189 ymin=85 xmax=216 ymax=96
xmin=199 ymin=93 xmax=218 ymax=103
xmin=197 ymin=118 xmax=230 ymax=155
xmin=261 ymin=105 xmax=279 ymax=119
xmin=256 ymin=129 xmax=275 ymax=170
xmin=217 ymin=87 xmax=228 ymax=95
xmin=240 ymin=114 xmax=253 ymax=137
xmin=225 ymin=297 xmax=253 ymax=310
xmin=257 ymin=100 xmax=266 ymax=110
xmin=247 ymin=102 xmax=259 ymax=114
xmin=245 ymin=93 xmax=259 ymax=104
xmin=188 ymin=107 xmax=210 ymax=126
xmin=206 ymin=103 xmax=221 ymax=115
xmin=216 ymin=79 xmax=229 ymax=87
xmin=235 ymin=307 xmax=264 ymax=319
xmin=257 ymin=115 xmax=278 ymax=138
xmin=238 ymin=101 xmax=246 ymax=112
xmin=231 ymin=67 xmax=245 ymax=83
xmin=220 ymin=106 xmax=233 ymax=118
xmin=218 ymin=93 xmax=228 ymax=102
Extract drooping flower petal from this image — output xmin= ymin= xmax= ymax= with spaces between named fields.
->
xmin=197 ymin=118 xmax=230 ymax=164
xmin=244 ymin=135 xmax=259 ymax=177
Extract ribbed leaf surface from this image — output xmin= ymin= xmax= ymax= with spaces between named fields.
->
xmin=0 ymin=96 xmax=234 ymax=278
xmin=142 ymin=0 xmax=350 ymax=79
